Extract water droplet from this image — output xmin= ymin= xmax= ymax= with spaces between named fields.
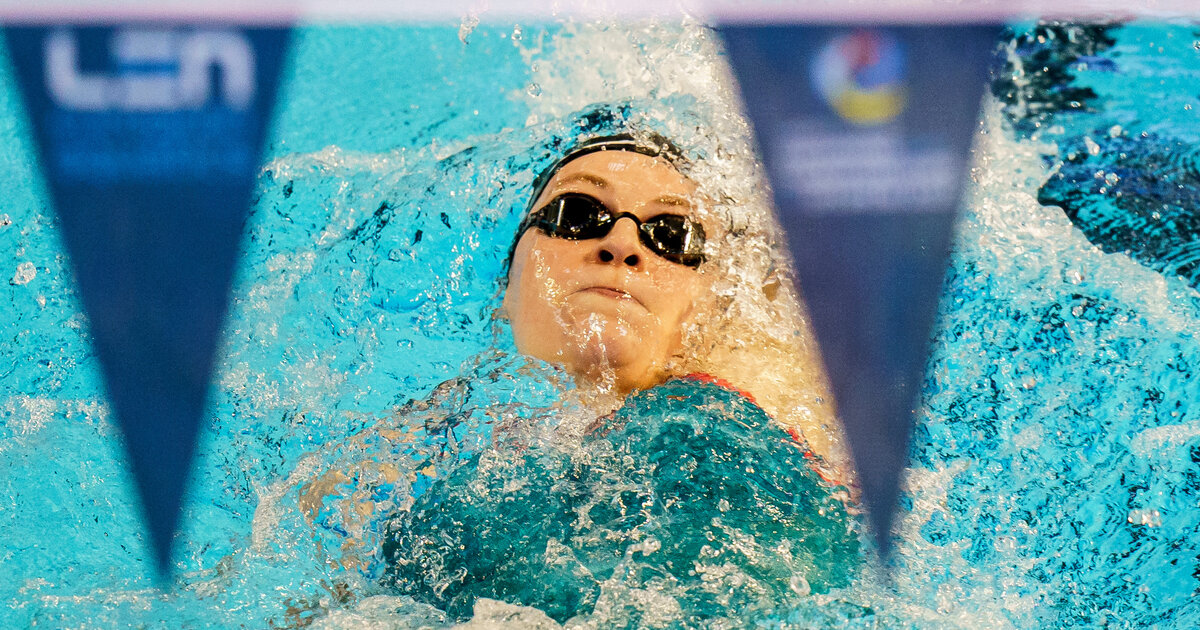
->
xmin=458 ymin=14 xmax=480 ymax=44
xmin=1105 ymin=172 xmax=1120 ymax=186
xmin=1126 ymin=509 xmax=1162 ymax=527
xmin=11 ymin=261 xmax=36 ymax=285
xmin=1108 ymin=124 xmax=1122 ymax=138
xmin=1083 ymin=136 xmax=1101 ymax=155
xmin=511 ymin=25 xmax=523 ymax=41
xmin=526 ymin=83 xmax=542 ymax=97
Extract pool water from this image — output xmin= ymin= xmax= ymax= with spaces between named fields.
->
xmin=2 ymin=18 xmax=1199 ymax=628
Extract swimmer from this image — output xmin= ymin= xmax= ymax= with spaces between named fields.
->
xmin=377 ymin=125 xmax=863 ymax=624
xmin=500 ymin=130 xmax=842 ymax=461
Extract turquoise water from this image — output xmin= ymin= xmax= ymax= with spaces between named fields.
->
xmin=2 ymin=19 xmax=1200 ymax=628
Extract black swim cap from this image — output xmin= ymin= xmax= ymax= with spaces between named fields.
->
xmin=524 ymin=132 xmax=687 ymax=216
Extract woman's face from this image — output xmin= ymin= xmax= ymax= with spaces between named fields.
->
xmin=503 ymin=150 xmax=711 ymax=393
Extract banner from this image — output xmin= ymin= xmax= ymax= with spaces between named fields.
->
xmin=5 ymin=25 xmax=290 ymax=575
xmin=720 ymin=25 xmax=999 ymax=558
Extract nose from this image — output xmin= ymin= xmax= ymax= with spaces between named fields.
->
xmin=595 ymin=216 xmax=642 ymax=268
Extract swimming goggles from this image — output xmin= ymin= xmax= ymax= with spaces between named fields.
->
xmin=521 ymin=192 xmax=706 ymax=268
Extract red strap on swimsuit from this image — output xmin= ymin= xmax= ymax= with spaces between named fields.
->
xmin=682 ymin=372 xmax=758 ymax=404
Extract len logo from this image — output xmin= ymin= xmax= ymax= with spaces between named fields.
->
xmin=45 ymin=28 xmax=255 ymax=112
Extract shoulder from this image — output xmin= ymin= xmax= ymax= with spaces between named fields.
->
xmin=606 ymin=374 xmax=778 ymax=448
xmin=620 ymin=374 xmax=769 ymax=424
xmin=629 ymin=373 xmax=850 ymax=488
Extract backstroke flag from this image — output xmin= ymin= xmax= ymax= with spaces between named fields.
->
xmin=5 ymin=25 xmax=289 ymax=576
xmin=719 ymin=25 xmax=999 ymax=559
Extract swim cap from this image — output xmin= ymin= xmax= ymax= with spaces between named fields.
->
xmin=524 ymin=132 xmax=687 ymax=216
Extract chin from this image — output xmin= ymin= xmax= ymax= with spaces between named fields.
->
xmin=572 ymin=333 xmax=663 ymax=389
xmin=557 ymin=310 xmax=671 ymax=386
xmin=573 ymin=329 xmax=629 ymax=364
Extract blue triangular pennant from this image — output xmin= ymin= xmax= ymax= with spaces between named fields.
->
xmin=719 ymin=25 xmax=998 ymax=560
xmin=4 ymin=25 xmax=290 ymax=577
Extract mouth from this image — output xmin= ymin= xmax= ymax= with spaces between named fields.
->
xmin=577 ymin=286 xmax=643 ymax=307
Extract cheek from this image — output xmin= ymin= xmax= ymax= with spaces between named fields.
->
xmin=508 ymin=240 xmax=571 ymax=320
xmin=646 ymin=268 xmax=708 ymax=328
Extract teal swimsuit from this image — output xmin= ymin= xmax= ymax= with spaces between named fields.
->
xmin=380 ymin=377 xmax=861 ymax=624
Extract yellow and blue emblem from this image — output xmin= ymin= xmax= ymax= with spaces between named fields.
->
xmin=812 ymin=29 xmax=907 ymax=125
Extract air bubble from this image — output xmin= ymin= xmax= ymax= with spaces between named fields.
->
xmin=789 ymin=575 xmax=811 ymax=596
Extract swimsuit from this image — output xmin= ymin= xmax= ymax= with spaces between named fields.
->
xmin=380 ymin=376 xmax=861 ymax=624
